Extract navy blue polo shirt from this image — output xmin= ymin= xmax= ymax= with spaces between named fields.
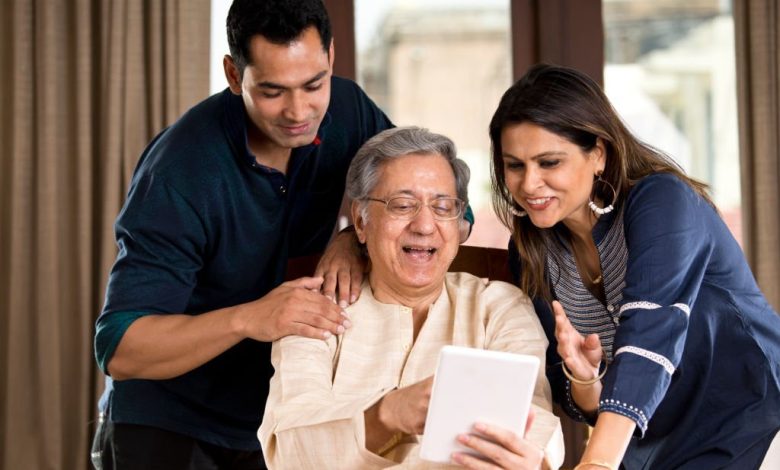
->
xmin=95 ymin=77 xmax=393 ymax=450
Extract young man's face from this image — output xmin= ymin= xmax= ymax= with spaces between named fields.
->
xmin=226 ymin=26 xmax=334 ymax=154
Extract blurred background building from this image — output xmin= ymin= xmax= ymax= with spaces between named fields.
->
xmin=296 ymin=0 xmax=741 ymax=248
xmin=356 ymin=1 xmax=513 ymax=247
xmin=603 ymin=0 xmax=741 ymax=240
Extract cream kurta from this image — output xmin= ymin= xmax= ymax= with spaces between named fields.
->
xmin=259 ymin=272 xmax=564 ymax=469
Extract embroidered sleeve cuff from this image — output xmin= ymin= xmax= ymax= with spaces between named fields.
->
xmin=599 ymin=399 xmax=648 ymax=435
xmin=561 ymin=377 xmax=597 ymax=426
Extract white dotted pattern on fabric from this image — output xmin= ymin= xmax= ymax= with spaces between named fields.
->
xmin=599 ymin=398 xmax=649 ymax=432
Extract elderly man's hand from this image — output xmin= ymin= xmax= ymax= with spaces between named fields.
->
xmin=451 ymin=408 xmax=546 ymax=470
xmin=315 ymin=227 xmax=366 ymax=308
xmin=379 ymin=376 xmax=434 ymax=436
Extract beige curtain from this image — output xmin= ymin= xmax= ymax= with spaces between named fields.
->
xmin=0 ymin=0 xmax=210 ymax=468
xmin=734 ymin=0 xmax=780 ymax=312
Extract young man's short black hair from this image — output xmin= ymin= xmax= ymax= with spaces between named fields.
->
xmin=226 ymin=0 xmax=332 ymax=74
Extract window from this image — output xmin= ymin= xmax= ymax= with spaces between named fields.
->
xmin=603 ymin=0 xmax=741 ymax=243
xmin=210 ymin=0 xmax=232 ymax=95
xmin=356 ymin=0 xmax=513 ymax=248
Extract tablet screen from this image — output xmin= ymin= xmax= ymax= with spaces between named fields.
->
xmin=419 ymin=345 xmax=539 ymax=463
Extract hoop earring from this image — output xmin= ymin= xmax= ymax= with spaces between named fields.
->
xmin=588 ymin=174 xmax=617 ymax=215
xmin=510 ymin=205 xmax=527 ymax=217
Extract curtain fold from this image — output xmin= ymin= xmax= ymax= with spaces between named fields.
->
xmin=511 ymin=0 xmax=604 ymax=84
xmin=0 ymin=0 xmax=210 ymax=468
xmin=734 ymin=0 xmax=780 ymax=311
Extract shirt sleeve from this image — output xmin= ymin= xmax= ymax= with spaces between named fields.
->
xmin=600 ymin=174 xmax=714 ymax=435
xmin=482 ymin=283 xmax=566 ymax=470
xmin=94 ymin=172 xmax=206 ymax=373
xmin=258 ymin=335 xmax=396 ymax=470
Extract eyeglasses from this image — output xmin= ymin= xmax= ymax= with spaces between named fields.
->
xmin=364 ymin=196 xmax=465 ymax=221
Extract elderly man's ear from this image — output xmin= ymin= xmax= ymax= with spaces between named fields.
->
xmin=351 ymin=201 xmax=368 ymax=244
xmin=459 ymin=219 xmax=471 ymax=244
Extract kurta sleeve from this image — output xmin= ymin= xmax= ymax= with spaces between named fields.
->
xmin=482 ymin=282 xmax=565 ymax=470
xmin=258 ymin=335 xmax=396 ymax=469
xmin=600 ymin=174 xmax=714 ymax=435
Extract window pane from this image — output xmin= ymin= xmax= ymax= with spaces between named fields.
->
xmin=603 ymin=0 xmax=741 ymax=244
xmin=210 ymin=0 xmax=232 ymax=95
xmin=356 ymin=0 xmax=512 ymax=248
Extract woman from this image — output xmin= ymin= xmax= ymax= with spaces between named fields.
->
xmin=259 ymin=127 xmax=564 ymax=469
xmin=489 ymin=64 xmax=780 ymax=469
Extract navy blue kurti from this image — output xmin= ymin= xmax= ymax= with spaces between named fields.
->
xmin=94 ymin=77 xmax=393 ymax=450
xmin=511 ymin=173 xmax=780 ymax=469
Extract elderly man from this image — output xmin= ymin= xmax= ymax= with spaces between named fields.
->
xmin=258 ymin=127 xmax=564 ymax=469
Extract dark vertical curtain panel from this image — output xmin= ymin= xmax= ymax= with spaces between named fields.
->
xmin=734 ymin=0 xmax=780 ymax=311
xmin=511 ymin=0 xmax=604 ymax=83
xmin=0 ymin=1 xmax=210 ymax=468
xmin=322 ymin=0 xmax=355 ymax=79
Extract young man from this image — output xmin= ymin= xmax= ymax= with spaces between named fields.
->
xmin=92 ymin=1 xmax=393 ymax=468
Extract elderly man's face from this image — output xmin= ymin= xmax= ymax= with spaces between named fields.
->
xmin=354 ymin=153 xmax=461 ymax=299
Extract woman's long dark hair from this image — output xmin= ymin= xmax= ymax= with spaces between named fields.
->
xmin=489 ymin=64 xmax=713 ymax=301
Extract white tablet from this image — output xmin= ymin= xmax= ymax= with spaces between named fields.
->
xmin=418 ymin=345 xmax=540 ymax=463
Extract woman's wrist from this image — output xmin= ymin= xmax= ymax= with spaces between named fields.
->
xmin=562 ymin=360 xmax=607 ymax=385
xmin=573 ymin=461 xmax=615 ymax=470
xmin=567 ymin=373 xmax=602 ymax=418
xmin=577 ymin=412 xmax=636 ymax=470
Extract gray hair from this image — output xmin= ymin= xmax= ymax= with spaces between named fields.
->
xmin=346 ymin=126 xmax=470 ymax=220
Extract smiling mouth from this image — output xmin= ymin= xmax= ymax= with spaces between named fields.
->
xmin=527 ymin=197 xmax=553 ymax=205
xmin=403 ymin=246 xmax=437 ymax=255
xmin=280 ymin=123 xmax=311 ymax=135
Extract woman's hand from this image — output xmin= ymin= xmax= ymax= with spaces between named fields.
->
xmin=553 ymin=301 xmax=603 ymax=380
xmin=451 ymin=408 xmax=545 ymax=469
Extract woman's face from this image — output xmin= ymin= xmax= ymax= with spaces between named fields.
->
xmin=353 ymin=153 xmax=461 ymax=302
xmin=500 ymin=122 xmax=605 ymax=233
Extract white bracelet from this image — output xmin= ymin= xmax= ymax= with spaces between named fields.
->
xmin=561 ymin=361 xmax=607 ymax=386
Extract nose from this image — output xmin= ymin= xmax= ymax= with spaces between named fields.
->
xmin=282 ymin=90 xmax=307 ymax=122
xmin=408 ymin=203 xmax=437 ymax=235
xmin=521 ymin=165 xmax=542 ymax=194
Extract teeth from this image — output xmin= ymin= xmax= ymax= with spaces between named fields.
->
xmin=403 ymin=247 xmax=436 ymax=253
xmin=527 ymin=197 xmax=551 ymax=205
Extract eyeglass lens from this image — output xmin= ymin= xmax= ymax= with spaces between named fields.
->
xmin=385 ymin=197 xmax=461 ymax=220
